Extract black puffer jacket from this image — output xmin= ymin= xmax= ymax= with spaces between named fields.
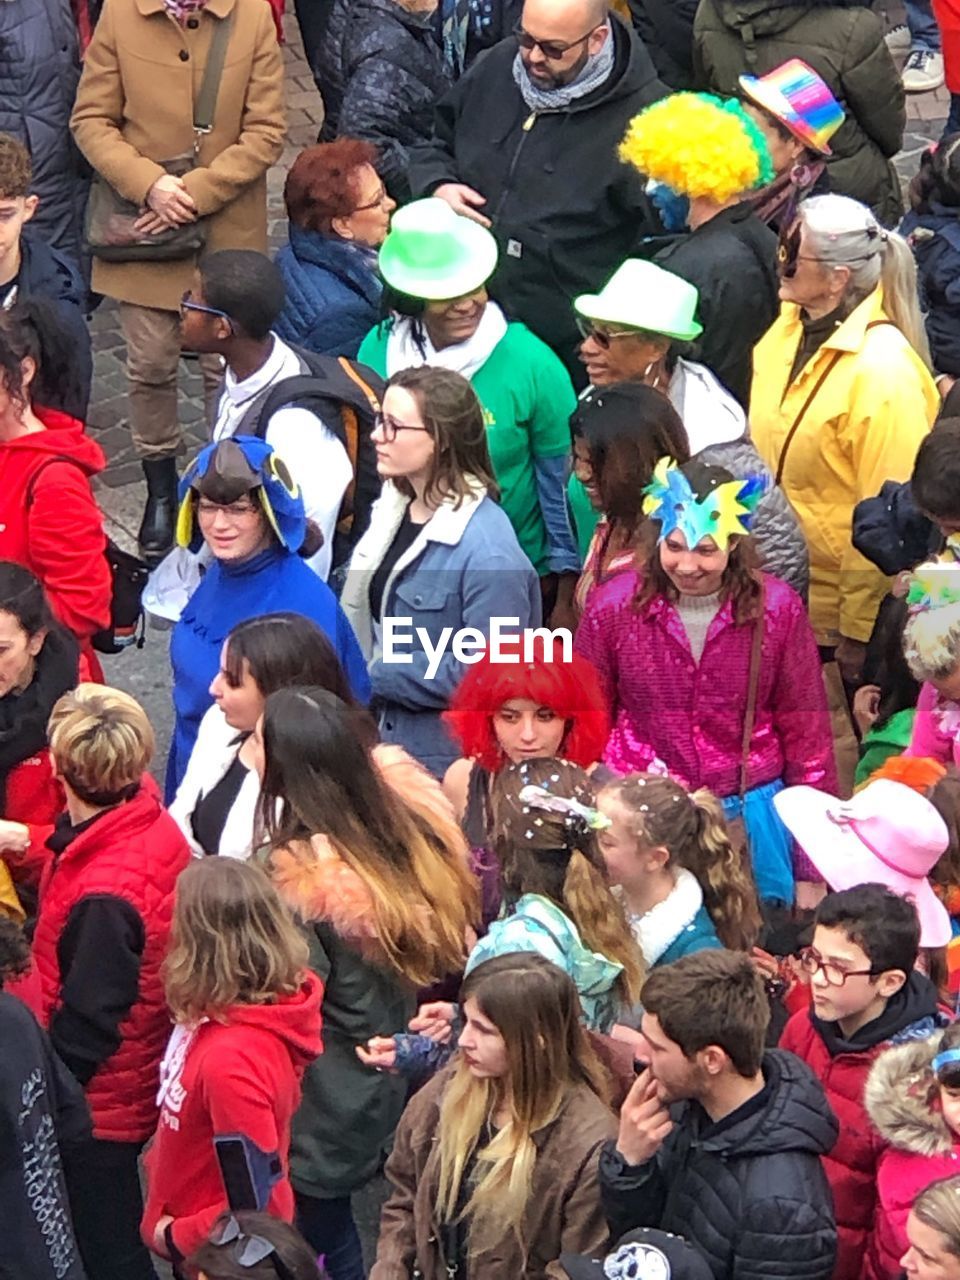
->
xmin=0 ymin=0 xmax=87 ymax=263
xmin=409 ymin=15 xmax=665 ymax=376
xmin=693 ymin=0 xmax=904 ymax=227
xmin=320 ymin=0 xmax=451 ymax=202
xmin=654 ymin=204 xmax=779 ymax=410
xmin=601 ymin=1050 xmax=838 ymax=1280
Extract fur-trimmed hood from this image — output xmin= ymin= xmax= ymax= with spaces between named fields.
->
xmin=865 ymin=1035 xmax=954 ymax=1157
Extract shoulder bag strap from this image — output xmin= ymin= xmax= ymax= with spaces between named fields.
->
xmin=739 ymin=577 xmax=766 ymax=803
xmin=194 ymin=9 xmax=236 ymax=138
xmin=774 ymin=320 xmax=895 ymax=486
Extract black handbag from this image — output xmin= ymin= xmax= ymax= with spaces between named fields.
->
xmin=83 ymin=10 xmax=234 ymax=263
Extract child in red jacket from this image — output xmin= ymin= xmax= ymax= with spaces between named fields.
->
xmin=142 ymin=857 xmax=323 ymax=1270
xmin=779 ymin=885 xmax=947 ymax=1280
xmin=865 ymin=1022 xmax=960 ymax=1279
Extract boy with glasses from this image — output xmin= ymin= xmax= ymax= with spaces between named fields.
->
xmin=780 ymin=885 xmax=947 ymax=1280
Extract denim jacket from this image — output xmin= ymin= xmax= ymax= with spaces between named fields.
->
xmin=341 ymin=479 xmax=540 ymax=775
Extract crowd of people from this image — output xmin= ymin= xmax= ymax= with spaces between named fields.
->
xmin=11 ymin=0 xmax=960 ymax=1279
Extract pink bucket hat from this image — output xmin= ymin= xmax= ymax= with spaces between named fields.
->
xmin=774 ymin=779 xmax=951 ymax=946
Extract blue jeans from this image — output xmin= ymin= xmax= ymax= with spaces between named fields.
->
xmin=295 ymin=1191 xmax=366 ymax=1280
xmin=905 ymin=0 xmax=942 ymax=52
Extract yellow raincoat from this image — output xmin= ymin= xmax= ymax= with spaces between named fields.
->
xmin=751 ymin=287 xmax=938 ymax=645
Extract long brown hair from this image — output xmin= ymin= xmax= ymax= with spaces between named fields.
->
xmin=387 ymin=366 xmax=499 ymax=509
xmin=436 ymin=953 xmax=609 ymax=1258
xmin=633 ymin=521 xmax=763 ymax=625
xmin=164 ymin=859 xmax=309 ymax=1024
xmin=491 ymin=758 xmax=644 ymax=1007
xmin=260 ymin=687 xmax=478 ymax=987
xmin=600 ymin=773 xmax=762 ymax=951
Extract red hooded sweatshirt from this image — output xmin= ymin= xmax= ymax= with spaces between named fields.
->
xmin=141 ymin=971 xmax=323 ymax=1261
xmin=0 ymin=406 xmax=110 ymax=678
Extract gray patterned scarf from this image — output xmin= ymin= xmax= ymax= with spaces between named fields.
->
xmin=511 ymin=23 xmax=615 ymax=112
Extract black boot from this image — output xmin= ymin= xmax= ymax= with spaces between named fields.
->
xmin=138 ymin=456 xmax=178 ymax=563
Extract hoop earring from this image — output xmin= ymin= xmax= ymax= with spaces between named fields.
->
xmin=642 ymin=360 xmax=662 ymax=391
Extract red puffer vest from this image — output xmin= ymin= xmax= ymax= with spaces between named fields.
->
xmin=780 ymin=1005 xmax=940 ymax=1280
xmin=29 ymin=780 xmax=191 ymax=1142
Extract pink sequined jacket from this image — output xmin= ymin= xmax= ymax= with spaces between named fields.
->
xmin=574 ymin=570 xmax=837 ymax=798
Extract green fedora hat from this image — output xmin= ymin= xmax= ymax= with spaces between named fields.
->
xmin=575 ymin=259 xmax=703 ymax=343
xmin=377 ymin=197 xmax=499 ymax=301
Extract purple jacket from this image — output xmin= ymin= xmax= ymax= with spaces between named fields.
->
xmin=574 ymin=570 xmax=837 ymax=798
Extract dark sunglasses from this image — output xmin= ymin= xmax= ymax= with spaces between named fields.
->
xmin=209 ymin=1216 xmax=294 ymax=1279
xmin=513 ymin=21 xmax=599 ymax=60
xmin=575 ymin=316 xmax=641 ymax=348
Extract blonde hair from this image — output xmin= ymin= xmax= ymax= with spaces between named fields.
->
xmin=48 ymin=683 xmax=153 ymax=806
xmin=800 ymin=195 xmax=932 ymax=368
xmin=492 ymin=758 xmax=645 ymax=1007
xmin=600 ymin=774 xmax=762 ymax=951
xmin=436 ymin=954 xmax=609 ymax=1259
xmin=164 ymin=858 xmax=309 ymax=1024
xmin=260 ymin=688 xmax=478 ymax=987
xmin=913 ymin=1175 xmax=960 ymax=1259
xmin=903 ymin=566 xmax=960 ymax=683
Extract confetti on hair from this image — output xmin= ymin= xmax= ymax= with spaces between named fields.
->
xmin=619 ymin=92 xmax=774 ymax=203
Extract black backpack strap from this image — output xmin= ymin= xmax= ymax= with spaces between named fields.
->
xmin=246 ymin=375 xmax=350 ymax=448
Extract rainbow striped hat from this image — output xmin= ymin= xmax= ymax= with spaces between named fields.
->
xmin=739 ymin=59 xmax=844 ymax=156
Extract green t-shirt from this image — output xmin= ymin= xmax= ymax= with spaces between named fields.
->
xmin=358 ymin=320 xmax=575 ymax=574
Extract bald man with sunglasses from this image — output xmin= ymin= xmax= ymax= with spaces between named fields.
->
xmin=408 ymin=0 xmax=665 ymax=385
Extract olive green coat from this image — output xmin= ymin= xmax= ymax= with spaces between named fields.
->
xmin=693 ymin=0 xmax=905 ymax=227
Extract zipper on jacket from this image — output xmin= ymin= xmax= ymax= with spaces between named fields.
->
xmin=491 ymin=112 xmax=542 ymax=222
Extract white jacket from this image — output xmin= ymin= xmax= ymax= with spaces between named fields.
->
xmin=168 ymin=703 xmax=261 ymax=860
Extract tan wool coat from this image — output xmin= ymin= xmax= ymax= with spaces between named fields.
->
xmin=70 ymin=0 xmax=285 ymax=312
xmin=371 ymin=1066 xmax=615 ymax=1280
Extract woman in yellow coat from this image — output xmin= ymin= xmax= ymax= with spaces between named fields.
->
xmin=751 ymin=194 xmax=938 ymax=689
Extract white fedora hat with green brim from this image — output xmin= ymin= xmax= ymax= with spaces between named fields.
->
xmin=575 ymin=259 xmax=704 ymax=343
xmin=377 ymin=197 xmax=499 ymax=301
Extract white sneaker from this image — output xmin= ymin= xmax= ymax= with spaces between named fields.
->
xmin=885 ymin=23 xmax=911 ymax=52
xmin=902 ymin=48 xmax=946 ymax=91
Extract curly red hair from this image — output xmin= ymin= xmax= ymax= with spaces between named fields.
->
xmin=443 ymin=645 xmax=610 ymax=771
xmin=284 ymin=138 xmax=379 ymax=234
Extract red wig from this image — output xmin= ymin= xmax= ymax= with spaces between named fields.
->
xmin=443 ymin=645 xmax=610 ymax=771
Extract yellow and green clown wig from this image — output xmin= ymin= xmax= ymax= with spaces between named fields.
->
xmin=619 ymin=92 xmax=775 ymax=204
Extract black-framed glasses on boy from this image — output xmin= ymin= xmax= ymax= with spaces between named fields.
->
xmin=180 ymin=289 xmax=232 ymax=323
xmin=798 ymin=946 xmax=878 ymax=987
xmin=373 ymin=411 xmax=431 ymax=443
xmin=575 ymin=317 xmax=641 ymax=348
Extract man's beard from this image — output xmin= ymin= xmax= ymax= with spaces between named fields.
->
xmin=521 ymin=42 xmax=591 ymax=90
